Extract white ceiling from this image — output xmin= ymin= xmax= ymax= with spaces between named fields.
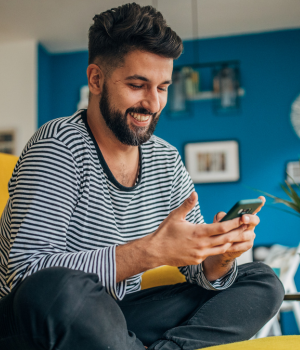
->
xmin=0 ymin=0 xmax=300 ymax=53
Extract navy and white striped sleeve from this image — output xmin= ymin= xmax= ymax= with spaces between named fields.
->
xmin=171 ymin=154 xmax=238 ymax=290
xmin=6 ymin=137 xmax=126 ymax=300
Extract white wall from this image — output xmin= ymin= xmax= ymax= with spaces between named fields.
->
xmin=0 ymin=40 xmax=37 ymax=156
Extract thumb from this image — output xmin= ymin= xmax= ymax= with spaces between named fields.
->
xmin=174 ymin=191 xmax=198 ymax=219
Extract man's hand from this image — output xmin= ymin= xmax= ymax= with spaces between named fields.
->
xmin=202 ymin=196 xmax=265 ymax=281
xmin=116 ymin=193 xmax=265 ymax=283
xmin=213 ymin=196 xmax=265 ymax=259
xmin=149 ymin=192 xmax=260 ymax=267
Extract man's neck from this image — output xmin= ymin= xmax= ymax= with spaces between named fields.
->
xmin=86 ymin=106 xmax=140 ymax=187
xmin=86 ymin=105 xmax=139 ymax=161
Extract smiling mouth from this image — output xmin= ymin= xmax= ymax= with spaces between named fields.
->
xmin=129 ymin=112 xmax=151 ymax=122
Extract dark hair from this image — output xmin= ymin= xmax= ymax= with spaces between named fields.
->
xmin=88 ymin=3 xmax=183 ymax=70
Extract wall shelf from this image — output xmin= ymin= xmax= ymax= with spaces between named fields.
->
xmin=186 ymin=88 xmax=245 ymax=101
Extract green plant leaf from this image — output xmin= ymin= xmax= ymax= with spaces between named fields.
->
xmin=264 ymin=203 xmax=300 ymax=218
xmin=284 ymin=181 xmax=300 ymax=207
xmin=279 ymin=183 xmax=300 ymax=208
xmin=247 ymin=185 xmax=300 ymax=214
xmin=286 ymin=172 xmax=300 ymax=191
xmin=247 ymin=187 xmax=277 ymax=199
xmin=248 ymin=160 xmax=300 ymax=217
xmin=280 ymin=183 xmax=293 ymax=200
xmin=273 ymin=197 xmax=300 ymax=213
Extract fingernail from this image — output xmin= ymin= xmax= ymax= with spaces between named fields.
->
xmin=188 ymin=194 xmax=193 ymax=203
xmin=243 ymin=215 xmax=250 ymax=223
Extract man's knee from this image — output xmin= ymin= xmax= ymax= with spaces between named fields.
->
xmin=13 ymin=267 xmax=104 ymax=333
xmin=238 ymin=262 xmax=285 ymax=316
xmin=10 ymin=268 xmax=130 ymax=349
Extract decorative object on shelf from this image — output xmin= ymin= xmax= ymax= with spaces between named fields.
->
xmin=77 ymin=85 xmax=89 ymax=110
xmin=182 ymin=67 xmax=200 ymax=99
xmin=291 ymin=93 xmax=300 ymax=138
xmin=167 ymin=0 xmax=199 ymax=118
xmin=0 ymin=130 xmax=15 ymax=155
xmin=167 ymin=67 xmax=200 ymax=117
xmin=212 ymin=63 xmax=240 ymax=113
xmin=168 ymin=61 xmax=244 ymax=117
xmin=184 ymin=140 xmax=239 ymax=183
xmin=187 ymin=87 xmax=245 ymax=101
xmin=168 ymin=70 xmax=189 ymax=114
xmin=167 ymin=0 xmax=244 ymax=117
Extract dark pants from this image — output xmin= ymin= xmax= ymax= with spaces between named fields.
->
xmin=0 ymin=262 xmax=284 ymax=350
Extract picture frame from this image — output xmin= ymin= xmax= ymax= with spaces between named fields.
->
xmin=286 ymin=161 xmax=300 ymax=184
xmin=0 ymin=130 xmax=15 ymax=155
xmin=184 ymin=140 xmax=240 ymax=183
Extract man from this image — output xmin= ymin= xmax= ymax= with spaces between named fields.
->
xmin=0 ymin=3 xmax=284 ymax=350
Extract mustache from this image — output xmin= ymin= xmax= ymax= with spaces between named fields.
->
xmin=126 ymin=107 xmax=155 ymax=116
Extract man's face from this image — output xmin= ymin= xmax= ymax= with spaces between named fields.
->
xmin=99 ymin=50 xmax=173 ymax=146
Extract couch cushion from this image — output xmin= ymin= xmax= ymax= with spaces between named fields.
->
xmin=0 ymin=153 xmax=18 ymax=214
xmin=204 ymin=335 xmax=300 ymax=349
xmin=141 ymin=265 xmax=186 ymax=290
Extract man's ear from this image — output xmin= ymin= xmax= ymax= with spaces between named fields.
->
xmin=86 ymin=64 xmax=104 ymax=96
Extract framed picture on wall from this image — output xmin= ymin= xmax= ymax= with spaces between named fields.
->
xmin=184 ymin=140 xmax=240 ymax=183
xmin=286 ymin=161 xmax=300 ymax=184
xmin=0 ymin=130 xmax=15 ymax=155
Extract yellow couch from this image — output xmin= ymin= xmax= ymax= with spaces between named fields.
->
xmin=204 ymin=336 xmax=299 ymax=349
xmin=0 ymin=152 xmax=18 ymax=213
xmin=1 ymin=153 xmax=299 ymax=349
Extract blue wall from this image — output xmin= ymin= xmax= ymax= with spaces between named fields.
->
xmin=170 ymin=30 xmax=300 ymax=246
xmin=39 ymin=29 xmax=300 ymax=245
xmin=38 ymin=28 xmax=300 ymax=334
xmin=38 ymin=45 xmax=89 ymax=127
xmin=38 ymin=45 xmax=52 ymax=127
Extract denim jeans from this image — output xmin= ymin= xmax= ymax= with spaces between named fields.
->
xmin=0 ymin=262 xmax=284 ymax=350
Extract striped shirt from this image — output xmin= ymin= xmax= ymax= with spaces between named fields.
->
xmin=0 ymin=110 xmax=237 ymax=300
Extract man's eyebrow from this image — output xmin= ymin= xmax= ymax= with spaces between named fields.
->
xmin=125 ymin=74 xmax=172 ymax=84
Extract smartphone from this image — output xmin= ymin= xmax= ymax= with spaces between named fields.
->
xmin=219 ymin=199 xmax=263 ymax=222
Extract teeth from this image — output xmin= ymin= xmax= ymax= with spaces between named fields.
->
xmin=130 ymin=112 xmax=150 ymax=122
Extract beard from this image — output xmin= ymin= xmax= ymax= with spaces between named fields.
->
xmin=99 ymin=82 xmax=160 ymax=146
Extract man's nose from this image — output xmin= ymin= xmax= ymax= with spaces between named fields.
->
xmin=141 ymin=88 xmax=160 ymax=114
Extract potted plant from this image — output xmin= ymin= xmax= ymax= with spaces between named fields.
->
xmin=257 ymin=163 xmax=300 ymax=218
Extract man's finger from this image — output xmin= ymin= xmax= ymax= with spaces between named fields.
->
xmin=226 ymin=240 xmax=254 ymax=254
xmin=205 ymin=242 xmax=232 ymax=256
xmin=239 ymin=214 xmax=260 ymax=226
xmin=252 ymin=196 xmax=266 ymax=215
xmin=173 ymin=191 xmax=198 ymax=220
xmin=203 ymin=217 xmax=243 ymax=237
xmin=210 ymin=224 xmax=252 ymax=247
xmin=213 ymin=211 xmax=226 ymax=223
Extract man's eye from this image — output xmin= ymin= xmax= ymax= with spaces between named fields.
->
xmin=159 ymin=87 xmax=167 ymax=92
xmin=130 ymin=84 xmax=143 ymax=89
